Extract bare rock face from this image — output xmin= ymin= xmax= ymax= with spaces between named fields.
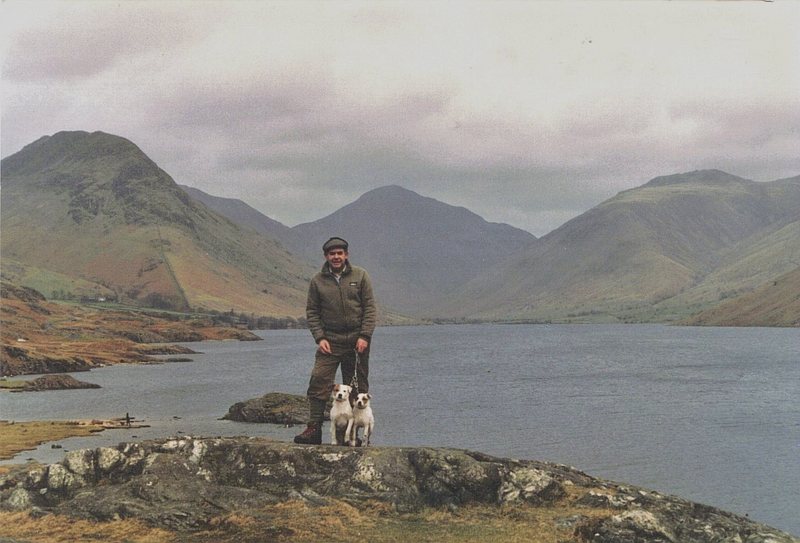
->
xmin=0 ymin=438 xmax=585 ymax=531
xmin=0 ymin=437 xmax=796 ymax=543
xmin=221 ymin=392 xmax=330 ymax=424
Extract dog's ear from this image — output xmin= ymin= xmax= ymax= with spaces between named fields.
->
xmin=366 ymin=393 xmax=372 ymax=400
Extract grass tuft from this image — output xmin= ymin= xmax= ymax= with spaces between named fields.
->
xmin=0 ymin=512 xmax=175 ymax=543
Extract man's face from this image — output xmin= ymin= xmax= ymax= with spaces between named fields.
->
xmin=325 ymin=248 xmax=348 ymax=272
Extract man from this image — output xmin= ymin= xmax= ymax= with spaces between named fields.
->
xmin=294 ymin=237 xmax=377 ymax=445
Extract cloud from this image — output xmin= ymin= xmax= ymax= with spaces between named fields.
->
xmin=2 ymin=2 xmax=212 ymax=82
xmin=2 ymin=0 xmax=798 ymax=236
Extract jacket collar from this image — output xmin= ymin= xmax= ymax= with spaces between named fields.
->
xmin=322 ymin=260 xmax=350 ymax=276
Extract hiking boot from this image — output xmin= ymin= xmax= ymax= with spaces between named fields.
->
xmin=293 ymin=422 xmax=322 ymax=445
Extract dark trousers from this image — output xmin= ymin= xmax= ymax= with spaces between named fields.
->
xmin=306 ymin=337 xmax=370 ymax=402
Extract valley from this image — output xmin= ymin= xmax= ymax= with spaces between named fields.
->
xmin=1 ymin=131 xmax=798 ymax=334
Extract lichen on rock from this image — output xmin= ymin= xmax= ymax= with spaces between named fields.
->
xmin=0 ymin=437 xmax=796 ymax=543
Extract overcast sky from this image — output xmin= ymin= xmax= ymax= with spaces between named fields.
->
xmin=2 ymin=1 xmax=798 ymax=236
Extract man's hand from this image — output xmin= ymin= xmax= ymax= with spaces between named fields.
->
xmin=355 ymin=338 xmax=369 ymax=353
xmin=318 ymin=339 xmax=332 ymax=354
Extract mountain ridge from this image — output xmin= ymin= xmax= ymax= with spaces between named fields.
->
xmin=272 ymin=184 xmax=536 ymax=313
xmin=641 ymin=168 xmax=751 ymax=188
xmin=178 ymin=169 xmax=799 ymax=324
xmin=180 ymin=184 xmax=297 ymax=242
xmin=429 ymin=170 xmax=800 ymax=322
xmin=183 ymin=182 xmax=536 ymax=314
xmin=3 ymin=131 xmax=798 ymax=325
xmin=1 ymin=131 xmax=311 ymax=315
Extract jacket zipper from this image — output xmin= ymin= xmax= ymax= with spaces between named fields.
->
xmin=330 ymin=269 xmax=351 ymax=334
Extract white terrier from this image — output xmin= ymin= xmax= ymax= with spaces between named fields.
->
xmin=350 ymin=392 xmax=374 ymax=447
xmin=329 ymin=384 xmax=354 ymax=446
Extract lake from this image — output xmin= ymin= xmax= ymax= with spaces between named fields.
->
xmin=1 ymin=324 xmax=798 ymax=535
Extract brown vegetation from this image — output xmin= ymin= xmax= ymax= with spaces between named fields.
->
xmin=0 ymin=493 xmax=611 ymax=543
xmin=2 ymin=436 xmax=794 ymax=543
xmin=683 ymin=266 xmax=800 ymax=327
xmin=0 ymin=420 xmax=104 ymax=460
xmin=0 ymin=282 xmax=260 ymax=376
xmin=190 ymin=497 xmax=611 ymax=543
xmin=0 ymin=511 xmax=174 ymax=543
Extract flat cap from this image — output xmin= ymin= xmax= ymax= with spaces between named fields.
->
xmin=322 ymin=237 xmax=349 ymax=253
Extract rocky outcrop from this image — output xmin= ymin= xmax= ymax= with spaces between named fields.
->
xmin=221 ymin=392 xmax=330 ymax=424
xmin=11 ymin=374 xmax=100 ymax=392
xmin=0 ymin=437 xmax=796 ymax=542
xmin=0 ymin=345 xmax=94 ymax=375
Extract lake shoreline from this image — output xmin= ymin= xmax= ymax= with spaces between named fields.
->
xmin=0 ymin=420 xmax=107 ymax=462
xmin=1 ymin=283 xmax=264 ymax=377
xmin=3 ymin=325 xmax=797 ymax=535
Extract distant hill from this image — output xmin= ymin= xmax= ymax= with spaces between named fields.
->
xmin=1 ymin=131 xmax=311 ymax=315
xmin=179 ymin=185 xmax=297 ymax=243
xmin=5 ymin=133 xmax=797 ymax=326
xmin=288 ymin=185 xmax=537 ymax=313
xmin=431 ymin=170 xmax=800 ymax=323
xmin=182 ymin=184 xmax=536 ymax=314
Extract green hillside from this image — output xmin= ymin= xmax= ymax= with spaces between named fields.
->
xmin=431 ymin=171 xmax=800 ymax=323
xmin=683 ymin=266 xmax=800 ymax=327
xmin=651 ymin=219 xmax=800 ymax=318
xmin=4 ymin=134 xmax=796 ymax=326
xmin=1 ymin=131 xmax=311 ymax=316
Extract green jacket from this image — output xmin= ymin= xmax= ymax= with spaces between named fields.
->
xmin=306 ymin=261 xmax=377 ymax=344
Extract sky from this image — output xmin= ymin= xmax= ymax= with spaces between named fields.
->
xmin=2 ymin=1 xmax=798 ymax=236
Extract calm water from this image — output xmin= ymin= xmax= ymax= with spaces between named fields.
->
xmin=1 ymin=324 xmax=798 ymax=535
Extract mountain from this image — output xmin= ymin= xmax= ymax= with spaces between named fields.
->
xmin=179 ymin=184 xmax=297 ymax=243
xmin=1 ymin=131 xmax=311 ymax=315
xmin=182 ymin=184 xmax=536 ymax=314
xmin=287 ymin=185 xmax=536 ymax=313
xmin=431 ymin=170 xmax=800 ymax=322
xmin=652 ymin=205 xmax=800 ymax=319
xmin=6 ymin=133 xmax=796 ymax=325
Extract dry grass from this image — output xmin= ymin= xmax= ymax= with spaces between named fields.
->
xmin=0 ymin=490 xmax=614 ymax=543
xmin=0 ymin=512 xmax=175 ymax=543
xmin=190 ymin=498 xmax=613 ymax=543
xmin=0 ymin=420 xmax=104 ymax=460
xmin=0 ymin=435 xmax=615 ymax=543
xmin=1 ymin=290 xmax=260 ymax=375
